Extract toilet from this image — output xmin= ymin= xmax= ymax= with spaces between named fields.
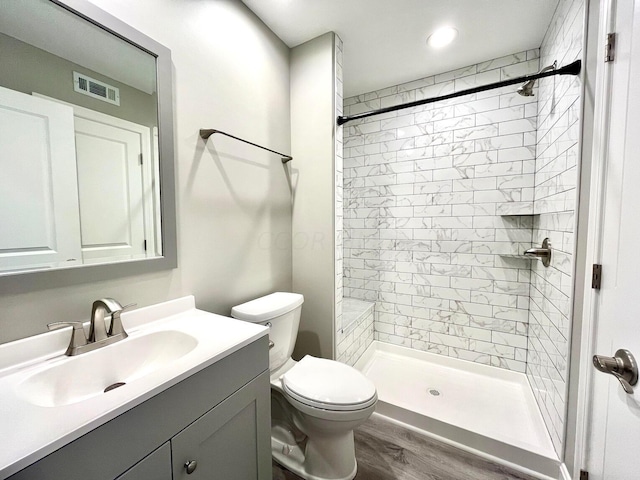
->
xmin=231 ymin=292 xmax=377 ymax=480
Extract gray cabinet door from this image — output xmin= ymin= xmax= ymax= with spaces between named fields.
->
xmin=115 ymin=443 xmax=171 ymax=480
xmin=172 ymin=371 xmax=271 ymax=480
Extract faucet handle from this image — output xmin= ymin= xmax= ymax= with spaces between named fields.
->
xmin=47 ymin=322 xmax=88 ymax=354
xmin=108 ymin=303 xmax=136 ymax=337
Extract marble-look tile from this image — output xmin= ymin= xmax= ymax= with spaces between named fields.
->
xmin=342 ymin=35 xmax=580 ymax=452
xmin=477 ymin=51 xmax=528 ymax=73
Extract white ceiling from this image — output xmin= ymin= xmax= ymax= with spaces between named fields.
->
xmin=241 ymin=0 xmax=560 ymax=97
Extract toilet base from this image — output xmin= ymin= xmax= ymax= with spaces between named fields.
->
xmin=270 ymin=387 xmax=366 ymax=480
xmin=272 ymin=435 xmax=357 ymax=480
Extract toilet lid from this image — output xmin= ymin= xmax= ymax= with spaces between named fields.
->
xmin=281 ymin=356 xmax=377 ymax=411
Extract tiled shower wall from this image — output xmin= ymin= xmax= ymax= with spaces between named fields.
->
xmin=343 ymin=51 xmax=542 ymax=372
xmin=335 ymin=33 xmax=377 ymax=366
xmin=334 ymin=34 xmax=345 ymax=353
xmin=528 ymin=0 xmax=583 ymax=455
xmin=337 ymin=298 xmax=375 ymax=366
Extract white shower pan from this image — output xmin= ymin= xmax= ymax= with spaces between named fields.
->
xmin=354 ymin=341 xmax=560 ymax=479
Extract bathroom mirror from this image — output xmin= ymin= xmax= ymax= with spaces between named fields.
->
xmin=0 ymin=0 xmax=176 ymax=277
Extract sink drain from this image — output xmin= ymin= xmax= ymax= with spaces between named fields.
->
xmin=104 ymin=382 xmax=126 ymax=393
xmin=428 ymin=388 xmax=441 ymax=397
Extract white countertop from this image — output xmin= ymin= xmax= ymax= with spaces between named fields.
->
xmin=0 ymin=296 xmax=268 ymax=479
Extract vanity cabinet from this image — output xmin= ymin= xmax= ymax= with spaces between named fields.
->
xmin=116 ymin=444 xmax=172 ymax=480
xmin=172 ymin=376 xmax=267 ymax=479
xmin=9 ymin=338 xmax=271 ymax=480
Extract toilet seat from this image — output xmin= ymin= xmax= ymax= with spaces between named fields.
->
xmin=281 ymin=356 xmax=377 ymax=411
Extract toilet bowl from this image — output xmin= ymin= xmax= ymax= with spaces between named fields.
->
xmin=231 ymin=292 xmax=377 ymax=480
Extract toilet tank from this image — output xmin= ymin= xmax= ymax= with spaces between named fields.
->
xmin=231 ymin=292 xmax=304 ymax=371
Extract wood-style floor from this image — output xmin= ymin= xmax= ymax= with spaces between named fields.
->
xmin=272 ymin=415 xmax=539 ymax=480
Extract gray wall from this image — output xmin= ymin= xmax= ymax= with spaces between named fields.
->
xmin=0 ymin=32 xmax=157 ymax=129
xmin=0 ymin=0 xmax=292 ymax=344
xmin=291 ymin=33 xmax=337 ymax=360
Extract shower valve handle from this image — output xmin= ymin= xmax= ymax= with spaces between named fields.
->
xmin=593 ymin=349 xmax=638 ymax=394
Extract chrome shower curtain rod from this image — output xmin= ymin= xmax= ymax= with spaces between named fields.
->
xmin=200 ymin=129 xmax=293 ymax=164
xmin=337 ymin=59 xmax=582 ymax=126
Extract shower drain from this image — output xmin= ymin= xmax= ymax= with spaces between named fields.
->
xmin=427 ymin=388 xmax=441 ymax=397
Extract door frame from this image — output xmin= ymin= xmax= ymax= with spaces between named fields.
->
xmin=565 ymin=0 xmax=618 ymax=477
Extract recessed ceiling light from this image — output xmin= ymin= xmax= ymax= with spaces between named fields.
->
xmin=427 ymin=27 xmax=458 ymax=49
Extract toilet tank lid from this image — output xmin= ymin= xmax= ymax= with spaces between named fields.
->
xmin=231 ymin=292 xmax=304 ymax=323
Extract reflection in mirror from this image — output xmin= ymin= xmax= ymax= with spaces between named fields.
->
xmin=0 ymin=0 xmax=165 ymax=275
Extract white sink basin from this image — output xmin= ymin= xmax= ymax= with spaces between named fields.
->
xmin=0 ymin=295 xmax=268 ymax=479
xmin=16 ymin=330 xmax=198 ymax=407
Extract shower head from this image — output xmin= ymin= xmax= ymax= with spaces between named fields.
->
xmin=517 ymin=80 xmax=536 ymax=97
xmin=517 ymin=61 xmax=557 ymax=97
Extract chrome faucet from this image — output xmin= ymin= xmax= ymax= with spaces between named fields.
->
xmin=48 ymin=298 xmax=135 ymax=356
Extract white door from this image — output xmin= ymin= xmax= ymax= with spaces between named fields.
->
xmin=585 ymin=1 xmax=640 ymax=478
xmin=0 ymin=86 xmax=82 ymax=273
xmin=74 ymin=116 xmax=148 ymax=263
xmin=33 ymin=94 xmax=156 ymax=264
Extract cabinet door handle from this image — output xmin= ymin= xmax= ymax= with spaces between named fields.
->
xmin=184 ymin=460 xmax=197 ymax=474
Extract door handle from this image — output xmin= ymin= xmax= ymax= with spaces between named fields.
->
xmin=593 ymin=349 xmax=638 ymax=394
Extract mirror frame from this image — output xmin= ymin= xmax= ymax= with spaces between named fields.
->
xmin=1 ymin=0 xmax=177 ymax=281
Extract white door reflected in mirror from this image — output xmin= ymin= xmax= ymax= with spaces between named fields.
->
xmin=36 ymin=94 xmax=162 ymax=265
xmin=0 ymin=86 xmax=82 ymax=273
xmin=0 ymin=87 xmax=162 ymax=275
